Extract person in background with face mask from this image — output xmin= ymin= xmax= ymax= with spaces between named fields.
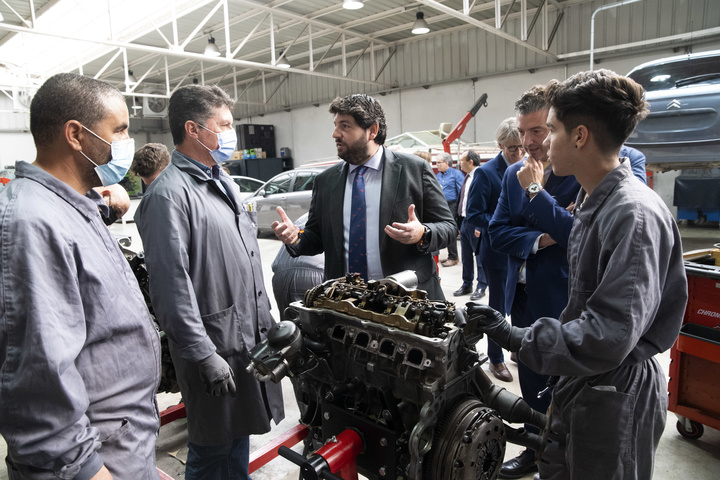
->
xmin=134 ymin=84 xmax=284 ymax=480
xmin=0 ymin=73 xmax=161 ymax=479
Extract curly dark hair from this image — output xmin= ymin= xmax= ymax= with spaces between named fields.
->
xmin=545 ymin=69 xmax=649 ymax=153
xmin=514 ymin=85 xmax=548 ymax=116
xmin=30 ymin=73 xmax=124 ymax=148
xmin=168 ymin=85 xmax=235 ymax=146
xmin=329 ymin=94 xmax=387 ymax=145
xmin=131 ymin=143 xmax=170 ymax=178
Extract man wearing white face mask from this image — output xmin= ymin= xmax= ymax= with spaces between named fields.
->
xmin=0 ymin=73 xmax=161 ymax=479
xmin=135 ymin=84 xmax=284 ymax=480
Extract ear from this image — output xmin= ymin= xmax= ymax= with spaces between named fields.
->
xmin=185 ymin=120 xmax=200 ymax=138
xmin=367 ymin=123 xmax=379 ymax=140
xmin=575 ymin=125 xmax=589 ymax=149
xmin=65 ymin=120 xmax=84 ymax=151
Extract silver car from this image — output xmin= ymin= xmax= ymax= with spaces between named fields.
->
xmin=243 ymin=164 xmax=336 ymax=234
xmin=230 ymin=175 xmax=265 ymax=201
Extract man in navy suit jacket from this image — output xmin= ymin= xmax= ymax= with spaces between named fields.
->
xmin=488 ymin=86 xmax=581 ymax=479
xmin=465 ymin=117 xmax=525 ymax=383
xmin=272 ymin=94 xmax=457 ymax=300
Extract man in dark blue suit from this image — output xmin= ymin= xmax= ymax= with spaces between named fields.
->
xmin=465 ymin=117 xmax=525 ymax=383
xmin=454 ymin=150 xmax=488 ymax=300
xmin=488 ymin=86 xmax=580 ymax=479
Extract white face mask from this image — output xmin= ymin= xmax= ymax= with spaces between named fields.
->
xmin=197 ymin=124 xmax=237 ymax=164
xmin=79 ymin=124 xmax=135 ymax=186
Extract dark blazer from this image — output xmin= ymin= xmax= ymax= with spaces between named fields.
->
xmin=488 ymin=160 xmax=580 ymax=316
xmin=289 ymin=149 xmax=457 ymax=300
xmin=466 ymin=152 xmax=509 ymax=270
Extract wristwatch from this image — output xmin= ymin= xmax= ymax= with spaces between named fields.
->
xmin=525 ymin=182 xmax=543 ymax=198
xmin=416 ymin=224 xmax=432 ymax=250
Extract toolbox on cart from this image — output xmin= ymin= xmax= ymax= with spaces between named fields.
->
xmin=668 ymin=246 xmax=720 ymax=439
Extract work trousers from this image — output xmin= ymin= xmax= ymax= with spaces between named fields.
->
xmin=185 ymin=436 xmax=251 ymax=480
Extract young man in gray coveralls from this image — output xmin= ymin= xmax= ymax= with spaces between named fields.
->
xmin=468 ymin=70 xmax=688 ymax=480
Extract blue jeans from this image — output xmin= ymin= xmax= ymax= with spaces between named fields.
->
xmin=186 ymin=436 xmax=251 ymax=480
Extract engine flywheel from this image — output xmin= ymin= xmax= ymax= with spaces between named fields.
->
xmin=426 ymin=398 xmax=506 ymax=480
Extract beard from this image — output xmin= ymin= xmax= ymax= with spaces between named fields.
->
xmin=337 ymin=137 xmax=371 ymax=165
xmin=81 ymin=142 xmax=113 ymax=187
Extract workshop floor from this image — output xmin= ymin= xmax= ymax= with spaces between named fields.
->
xmin=0 ymin=220 xmax=718 ymax=480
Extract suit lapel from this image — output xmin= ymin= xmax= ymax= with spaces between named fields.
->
xmin=379 ymin=150 xmax=401 ymax=252
xmin=328 ymin=162 xmax=349 ymax=257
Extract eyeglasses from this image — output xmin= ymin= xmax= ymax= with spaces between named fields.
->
xmin=505 ymin=145 xmax=523 ymax=152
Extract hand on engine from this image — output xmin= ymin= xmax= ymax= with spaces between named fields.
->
xmin=465 ymin=302 xmax=526 ymax=352
xmin=197 ymin=352 xmax=237 ymax=397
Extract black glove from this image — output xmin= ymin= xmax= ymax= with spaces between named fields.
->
xmin=197 ymin=352 xmax=236 ymax=397
xmin=465 ymin=302 xmax=526 ymax=352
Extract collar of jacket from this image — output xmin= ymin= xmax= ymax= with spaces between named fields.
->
xmin=574 ymin=159 xmax=632 ymax=225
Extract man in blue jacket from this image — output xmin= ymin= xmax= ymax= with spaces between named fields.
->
xmin=488 ymin=85 xmax=580 ymax=479
xmin=435 ymin=152 xmax=464 ymax=266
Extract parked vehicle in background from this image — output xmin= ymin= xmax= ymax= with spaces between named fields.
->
xmin=626 ymin=49 xmax=720 ymax=223
xmin=626 ymin=49 xmax=720 ymax=171
xmin=230 ymin=175 xmax=264 ymax=201
xmin=242 ymin=160 xmax=338 ymax=234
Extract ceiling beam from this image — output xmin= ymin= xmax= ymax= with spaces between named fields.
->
xmin=417 ymin=0 xmax=557 ymax=59
xmin=0 ymin=22 xmax=392 ymax=88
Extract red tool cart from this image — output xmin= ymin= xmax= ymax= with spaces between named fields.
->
xmin=668 ymin=246 xmax=720 ymax=439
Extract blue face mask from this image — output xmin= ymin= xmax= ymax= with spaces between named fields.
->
xmin=197 ymin=124 xmax=237 ymax=164
xmin=79 ymin=125 xmax=135 ymax=186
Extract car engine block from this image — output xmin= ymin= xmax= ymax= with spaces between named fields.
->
xmin=248 ymin=272 xmax=547 ymax=480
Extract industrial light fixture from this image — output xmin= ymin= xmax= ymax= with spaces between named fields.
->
xmin=127 ymin=69 xmax=138 ymax=85
xmin=412 ymin=11 xmax=430 ymax=35
xmin=204 ymin=35 xmax=221 ymax=57
xmin=342 ymin=0 xmax=364 ymax=10
xmin=276 ymin=50 xmax=291 ymax=69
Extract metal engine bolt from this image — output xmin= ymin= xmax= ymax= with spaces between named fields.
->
xmin=323 ymin=412 xmax=331 ymax=420
xmin=379 ymin=437 xmax=388 ymax=447
xmin=462 ymin=434 xmax=473 ymax=444
xmin=378 ymin=466 xmax=387 ymax=477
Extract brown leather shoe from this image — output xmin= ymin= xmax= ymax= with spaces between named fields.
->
xmin=489 ymin=362 xmax=513 ymax=382
xmin=440 ymin=258 xmax=459 ymax=267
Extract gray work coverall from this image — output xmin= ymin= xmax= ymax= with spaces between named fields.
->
xmin=135 ymin=151 xmax=284 ymax=446
xmin=0 ymin=161 xmax=161 ymax=480
xmin=519 ymin=160 xmax=688 ymax=480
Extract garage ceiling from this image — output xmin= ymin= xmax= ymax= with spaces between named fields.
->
xmin=0 ymin=0 xmax=718 ymax=115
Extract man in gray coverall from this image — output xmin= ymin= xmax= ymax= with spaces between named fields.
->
xmin=135 ymin=84 xmax=284 ymax=480
xmin=0 ymin=73 xmax=161 ymax=480
xmin=468 ymin=69 xmax=688 ymax=480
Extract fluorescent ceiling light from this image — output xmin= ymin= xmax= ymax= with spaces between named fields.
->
xmin=412 ymin=12 xmax=430 ymax=35
xmin=342 ymin=0 xmax=364 ymax=10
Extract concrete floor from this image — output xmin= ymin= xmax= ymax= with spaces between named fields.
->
xmin=0 ymin=219 xmax=718 ymax=479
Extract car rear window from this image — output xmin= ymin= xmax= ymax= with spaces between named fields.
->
xmin=629 ymin=55 xmax=720 ymax=91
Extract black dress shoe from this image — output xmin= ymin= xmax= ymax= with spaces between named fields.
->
xmin=470 ymin=288 xmax=486 ymax=300
xmin=453 ymin=285 xmax=472 ymax=296
xmin=499 ymin=449 xmax=537 ymax=479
